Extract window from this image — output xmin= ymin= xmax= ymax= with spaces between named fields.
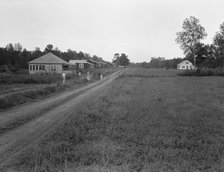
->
xmin=50 ymin=65 xmax=56 ymax=72
xmin=29 ymin=65 xmax=32 ymax=71
xmin=186 ymin=62 xmax=189 ymax=64
xmin=39 ymin=65 xmax=45 ymax=70
xmin=36 ymin=65 xmax=39 ymax=70
xmin=182 ymin=66 xmax=185 ymax=69
xmin=79 ymin=63 xmax=84 ymax=69
xmin=32 ymin=65 xmax=35 ymax=70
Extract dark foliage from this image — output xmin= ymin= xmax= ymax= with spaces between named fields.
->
xmin=178 ymin=68 xmax=224 ymax=76
xmin=134 ymin=57 xmax=183 ymax=69
xmin=0 ymin=73 xmax=62 ymax=84
xmin=113 ymin=53 xmax=130 ymax=67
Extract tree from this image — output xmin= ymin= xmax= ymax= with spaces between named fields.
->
xmin=93 ymin=55 xmax=100 ymax=61
xmin=5 ymin=43 xmax=19 ymax=66
xmin=185 ymin=42 xmax=209 ymax=67
xmin=119 ymin=53 xmax=130 ymax=66
xmin=19 ymin=48 xmax=31 ymax=68
xmin=44 ymin=44 xmax=53 ymax=52
xmin=149 ymin=57 xmax=165 ymax=68
xmin=78 ymin=51 xmax=85 ymax=59
xmin=176 ymin=16 xmax=207 ymax=67
xmin=5 ymin=43 xmax=14 ymax=52
xmin=113 ymin=53 xmax=119 ymax=62
xmin=84 ymin=53 xmax=91 ymax=59
xmin=113 ymin=53 xmax=129 ymax=67
xmin=14 ymin=43 xmax=23 ymax=52
xmin=213 ymin=22 xmax=224 ymax=68
xmin=32 ymin=47 xmax=42 ymax=59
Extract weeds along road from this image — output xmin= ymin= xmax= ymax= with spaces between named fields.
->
xmin=0 ymin=84 xmax=55 ymax=99
xmin=0 ymin=69 xmax=124 ymax=168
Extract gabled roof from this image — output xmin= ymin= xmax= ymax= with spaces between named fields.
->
xmin=28 ymin=53 xmax=68 ymax=64
xmin=177 ymin=60 xmax=193 ymax=66
xmin=69 ymin=60 xmax=92 ymax=65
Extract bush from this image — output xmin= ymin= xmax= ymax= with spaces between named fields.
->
xmin=16 ymin=69 xmax=29 ymax=74
xmin=0 ymin=98 xmax=13 ymax=109
xmin=0 ymin=73 xmax=61 ymax=84
xmin=7 ymin=94 xmax=28 ymax=105
xmin=178 ymin=68 xmax=224 ymax=76
xmin=0 ymin=73 xmax=80 ymax=84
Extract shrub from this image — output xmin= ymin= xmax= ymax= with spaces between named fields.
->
xmin=42 ymin=86 xmax=57 ymax=94
xmin=7 ymin=94 xmax=28 ymax=105
xmin=0 ymin=98 xmax=13 ymax=109
xmin=16 ymin=69 xmax=29 ymax=74
xmin=0 ymin=73 xmax=62 ymax=84
xmin=178 ymin=68 xmax=224 ymax=76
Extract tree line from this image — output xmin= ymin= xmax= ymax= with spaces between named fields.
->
xmin=133 ymin=57 xmax=183 ymax=69
xmin=0 ymin=44 xmax=105 ymax=72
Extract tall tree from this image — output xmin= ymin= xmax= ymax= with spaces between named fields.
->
xmin=119 ymin=53 xmax=130 ymax=67
xmin=213 ymin=22 xmax=224 ymax=68
xmin=113 ymin=53 xmax=119 ymax=62
xmin=14 ymin=43 xmax=23 ymax=52
xmin=185 ymin=43 xmax=209 ymax=67
xmin=112 ymin=53 xmax=119 ymax=66
xmin=176 ymin=16 xmax=207 ymax=67
xmin=32 ymin=47 xmax=42 ymax=59
xmin=5 ymin=43 xmax=19 ymax=66
xmin=78 ymin=51 xmax=85 ymax=59
xmin=44 ymin=44 xmax=54 ymax=53
xmin=5 ymin=43 xmax=14 ymax=52
xmin=113 ymin=53 xmax=129 ymax=67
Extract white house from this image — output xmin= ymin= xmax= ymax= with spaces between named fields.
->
xmin=177 ymin=60 xmax=195 ymax=70
xmin=28 ymin=53 xmax=69 ymax=74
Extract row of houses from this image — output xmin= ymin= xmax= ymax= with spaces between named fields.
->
xmin=28 ymin=53 xmax=195 ymax=74
xmin=28 ymin=53 xmax=112 ymax=74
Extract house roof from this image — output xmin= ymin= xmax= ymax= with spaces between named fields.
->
xmin=98 ymin=61 xmax=107 ymax=64
xmin=87 ymin=59 xmax=99 ymax=64
xmin=28 ymin=53 xmax=68 ymax=64
xmin=177 ymin=60 xmax=193 ymax=66
xmin=69 ymin=60 xmax=92 ymax=65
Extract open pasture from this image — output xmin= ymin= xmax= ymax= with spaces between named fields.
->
xmin=7 ymin=68 xmax=224 ymax=172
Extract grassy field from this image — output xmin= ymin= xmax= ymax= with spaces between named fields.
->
xmin=8 ymin=68 xmax=224 ymax=172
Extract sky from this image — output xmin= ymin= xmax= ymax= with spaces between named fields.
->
xmin=0 ymin=0 xmax=224 ymax=62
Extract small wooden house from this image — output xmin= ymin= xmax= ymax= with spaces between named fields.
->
xmin=97 ymin=61 xmax=107 ymax=68
xmin=87 ymin=59 xmax=99 ymax=68
xmin=177 ymin=60 xmax=195 ymax=70
xmin=28 ymin=53 xmax=69 ymax=74
xmin=69 ymin=60 xmax=94 ymax=73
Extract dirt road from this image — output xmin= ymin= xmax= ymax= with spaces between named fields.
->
xmin=0 ymin=70 xmax=123 ymax=168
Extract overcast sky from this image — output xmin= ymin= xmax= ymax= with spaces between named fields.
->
xmin=0 ymin=0 xmax=224 ymax=62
